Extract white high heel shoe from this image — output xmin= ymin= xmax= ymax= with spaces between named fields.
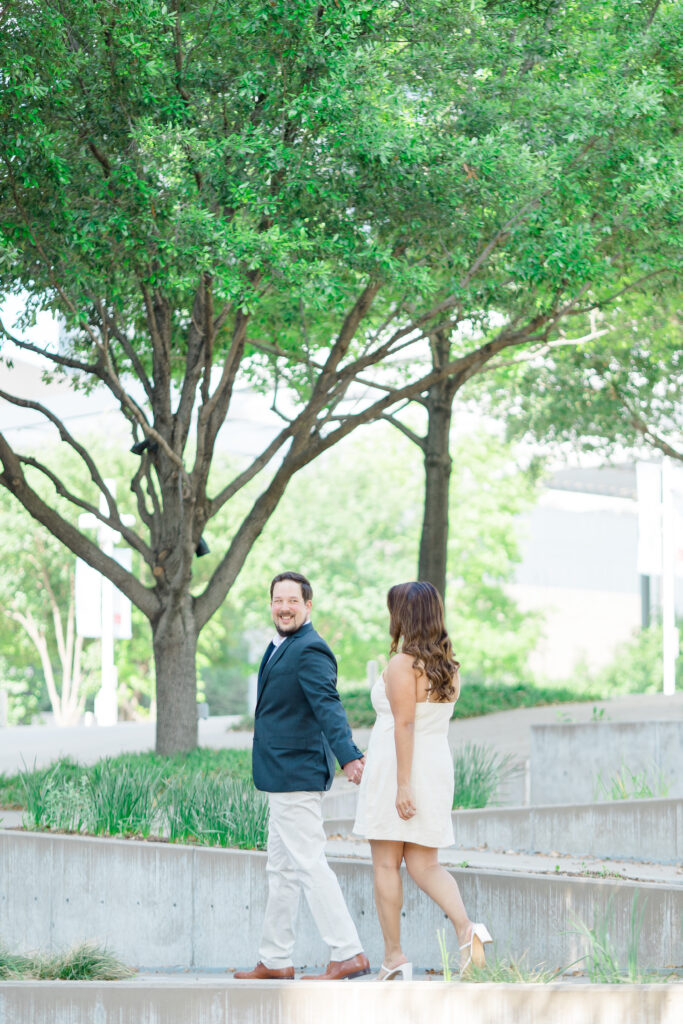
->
xmin=459 ymin=923 xmax=493 ymax=975
xmin=376 ymin=961 xmax=413 ymax=982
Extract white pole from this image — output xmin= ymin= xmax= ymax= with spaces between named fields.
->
xmin=661 ymin=457 xmax=677 ymax=696
xmin=93 ymin=480 xmax=119 ymax=725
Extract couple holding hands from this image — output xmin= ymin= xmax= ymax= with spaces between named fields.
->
xmin=234 ymin=571 xmax=492 ymax=982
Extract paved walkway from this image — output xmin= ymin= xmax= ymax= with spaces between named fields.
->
xmin=2 ymin=691 xmax=681 ymax=776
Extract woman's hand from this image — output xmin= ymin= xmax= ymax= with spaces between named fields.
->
xmin=396 ymin=783 xmax=416 ymax=820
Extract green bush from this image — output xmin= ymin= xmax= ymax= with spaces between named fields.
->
xmin=0 ymin=942 xmax=134 ymax=981
xmin=452 ymin=743 xmax=522 ymax=809
xmin=85 ymin=759 xmax=163 ymax=836
xmin=14 ymin=749 xmax=265 ymax=849
xmin=340 ymin=677 xmax=600 ymax=730
xmin=162 ymin=775 xmax=268 ymax=849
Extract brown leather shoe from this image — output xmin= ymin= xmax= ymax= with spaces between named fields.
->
xmin=301 ymin=953 xmax=370 ymax=981
xmin=233 ymin=961 xmax=295 ymax=980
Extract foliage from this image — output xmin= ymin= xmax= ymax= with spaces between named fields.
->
xmin=436 ymin=927 xmax=454 ymax=983
xmin=452 ymin=743 xmax=522 ymax=810
xmin=86 ymin=758 xmax=163 ymax=836
xmin=483 ymin=294 xmax=683 ymax=461
xmin=233 ymin=425 xmax=542 ymax=685
xmin=582 ymin=624 xmax=683 ymax=695
xmin=572 ymin=893 xmax=649 ymax=984
xmin=0 ymin=487 xmax=94 ymax=724
xmin=460 ymin=956 xmax=559 ymax=984
xmin=163 ymin=775 xmax=268 ymax=849
xmin=1 ymin=0 xmax=681 ymax=752
xmin=12 ymin=749 xmax=264 ymax=849
xmin=0 ymin=942 xmax=134 ymax=981
xmin=594 ymin=762 xmax=670 ymax=801
xmin=340 ymin=677 xmax=602 ymax=729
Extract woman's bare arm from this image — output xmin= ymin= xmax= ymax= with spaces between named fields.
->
xmin=385 ymin=653 xmax=418 ymax=820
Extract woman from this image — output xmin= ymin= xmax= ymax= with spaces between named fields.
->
xmin=353 ymin=581 xmax=492 ymax=980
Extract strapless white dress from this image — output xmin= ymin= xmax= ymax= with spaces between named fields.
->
xmin=353 ymin=674 xmax=455 ymax=847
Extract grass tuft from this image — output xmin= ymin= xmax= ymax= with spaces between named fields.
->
xmin=593 ymin=761 xmax=670 ymax=802
xmin=452 ymin=743 xmax=522 ymax=809
xmin=461 ymin=956 xmax=560 ymax=984
xmin=163 ymin=774 xmax=268 ymax=849
xmin=0 ymin=942 xmax=134 ymax=980
xmin=571 ymin=892 xmax=649 ymax=983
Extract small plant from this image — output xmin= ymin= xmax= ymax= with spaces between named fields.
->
xmin=571 ymin=892 xmax=648 ymax=983
xmin=463 ymin=956 xmax=560 ymax=984
xmin=38 ymin=942 xmax=136 ymax=981
xmin=452 ymin=743 xmax=522 ymax=809
xmin=85 ymin=759 xmax=162 ymax=837
xmin=0 ymin=947 xmax=32 ymax=979
xmin=593 ymin=761 xmax=670 ymax=802
xmin=436 ymin=928 xmax=454 ymax=982
xmin=591 ymin=706 xmax=607 ymax=722
xmin=0 ymin=942 xmax=134 ymax=981
xmin=161 ymin=774 xmax=268 ymax=849
xmin=20 ymin=759 xmax=87 ymax=832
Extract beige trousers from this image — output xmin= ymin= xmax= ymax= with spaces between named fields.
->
xmin=258 ymin=790 xmax=363 ymax=969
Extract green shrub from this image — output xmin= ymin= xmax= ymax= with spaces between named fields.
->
xmin=162 ymin=774 xmax=268 ymax=849
xmin=15 ymin=749 xmax=266 ymax=849
xmin=594 ymin=762 xmax=670 ymax=802
xmin=19 ymin=759 xmax=86 ymax=832
xmin=339 ymin=677 xmax=599 ymax=730
xmin=0 ymin=942 xmax=134 ymax=981
xmin=452 ymin=743 xmax=522 ymax=809
xmin=85 ymin=759 xmax=162 ymax=836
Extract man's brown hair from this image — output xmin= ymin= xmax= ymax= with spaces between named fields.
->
xmin=270 ymin=571 xmax=313 ymax=603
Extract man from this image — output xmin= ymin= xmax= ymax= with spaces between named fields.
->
xmin=234 ymin=571 xmax=370 ymax=982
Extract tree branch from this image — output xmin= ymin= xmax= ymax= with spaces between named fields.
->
xmin=381 ymin=412 xmax=426 ymax=450
xmin=0 ymin=389 xmax=152 ymax=561
xmin=0 ymin=433 xmax=159 ymax=618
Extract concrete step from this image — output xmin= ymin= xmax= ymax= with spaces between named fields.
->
xmin=1 ymin=978 xmax=682 ymax=1024
xmin=2 ymin=830 xmax=681 ymax=974
xmin=324 ymin=797 xmax=683 ymax=865
xmin=325 ymin=837 xmax=683 ymax=887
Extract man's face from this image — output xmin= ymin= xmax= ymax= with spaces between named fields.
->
xmin=270 ymin=579 xmax=312 ymax=636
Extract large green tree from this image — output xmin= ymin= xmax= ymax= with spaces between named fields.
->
xmin=0 ymin=1 xmax=680 ymax=752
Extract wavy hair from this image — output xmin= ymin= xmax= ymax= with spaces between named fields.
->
xmin=387 ymin=581 xmax=460 ymax=702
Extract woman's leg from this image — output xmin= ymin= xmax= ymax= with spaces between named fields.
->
xmin=402 ymin=843 xmax=473 ymax=951
xmin=369 ymin=839 xmax=409 ymax=968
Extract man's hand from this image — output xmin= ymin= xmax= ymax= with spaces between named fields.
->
xmin=343 ymin=756 xmax=366 ymax=786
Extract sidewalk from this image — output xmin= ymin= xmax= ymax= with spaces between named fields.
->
xmin=2 ymin=691 xmax=681 ymax=776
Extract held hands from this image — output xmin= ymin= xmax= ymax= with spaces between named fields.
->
xmin=396 ymin=783 xmax=416 ymax=820
xmin=343 ymin=756 xmax=366 ymax=786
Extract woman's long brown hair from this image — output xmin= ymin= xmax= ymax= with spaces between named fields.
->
xmin=387 ymin=581 xmax=460 ymax=702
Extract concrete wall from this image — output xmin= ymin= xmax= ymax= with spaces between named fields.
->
xmin=2 ymin=980 xmax=683 ymax=1024
xmin=530 ymin=722 xmax=683 ymax=805
xmin=1 ymin=831 xmax=680 ymax=973
xmin=452 ymin=798 xmax=682 ymax=863
xmin=326 ymin=798 xmax=683 ymax=864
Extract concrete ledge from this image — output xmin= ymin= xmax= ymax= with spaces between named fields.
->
xmin=530 ymin=722 xmax=683 ymax=805
xmin=1 ymin=980 xmax=683 ymax=1024
xmin=326 ymin=798 xmax=683 ymax=864
xmin=453 ymin=798 xmax=682 ymax=863
xmin=1 ymin=830 xmax=681 ymax=972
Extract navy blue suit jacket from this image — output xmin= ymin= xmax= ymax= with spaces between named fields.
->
xmin=252 ymin=621 xmax=362 ymax=793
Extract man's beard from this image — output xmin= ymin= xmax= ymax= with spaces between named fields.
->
xmin=274 ymin=619 xmax=298 ymax=636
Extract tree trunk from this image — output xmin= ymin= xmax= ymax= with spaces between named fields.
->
xmin=417 ymin=381 xmax=454 ymax=600
xmin=152 ymin=594 xmax=199 ymax=755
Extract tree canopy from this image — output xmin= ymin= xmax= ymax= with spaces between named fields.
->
xmin=0 ymin=0 xmax=680 ymax=751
